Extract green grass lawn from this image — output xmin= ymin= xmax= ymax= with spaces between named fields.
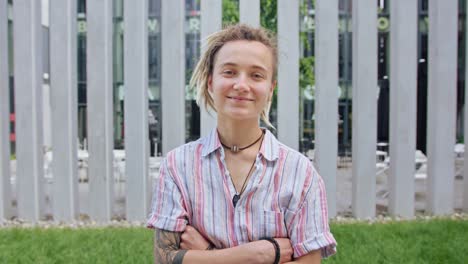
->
xmin=0 ymin=219 xmax=467 ymax=263
xmin=324 ymin=219 xmax=468 ymax=264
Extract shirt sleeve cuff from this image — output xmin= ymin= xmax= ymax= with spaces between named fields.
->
xmin=292 ymin=232 xmax=337 ymax=259
xmin=146 ymin=213 xmax=187 ymax=232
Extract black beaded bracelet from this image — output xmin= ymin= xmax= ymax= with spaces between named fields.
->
xmin=261 ymin=238 xmax=280 ymax=264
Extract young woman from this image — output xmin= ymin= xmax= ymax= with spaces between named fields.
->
xmin=147 ymin=24 xmax=336 ymax=264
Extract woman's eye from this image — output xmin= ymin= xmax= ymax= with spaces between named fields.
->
xmin=252 ymin=73 xmax=264 ymax=79
xmin=223 ymin=70 xmax=234 ymax=75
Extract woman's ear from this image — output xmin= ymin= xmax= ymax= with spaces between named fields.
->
xmin=208 ymin=75 xmax=213 ymax=95
xmin=269 ymin=80 xmax=277 ymax=99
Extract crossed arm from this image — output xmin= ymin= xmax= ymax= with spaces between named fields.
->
xmin=154 ymin=228 xmax=279 ymax=264
xmin=153 ymin=229 xmax=187 ymax=264
xmin=153 ymin=227 xmax=320 ymax=264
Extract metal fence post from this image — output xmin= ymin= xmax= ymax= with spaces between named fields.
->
xmin=240 ymin=0 xmax=260 ymax=27
xmin=388 ymin=0 xmax=418 ymax=218
xmin=49 ymin=0 xmax=79 ymax=221
xmin=0 ymin=0 xmax=12 ymax=221
xmin=87 ymin=0 xmax=114 ymax=221
xmin=161 ymin=0 xmax=185 ymax=154
xmin=200 ymin=0 xmax=221 ymax=137
xmin=13 ymin=0 xmax=45 ymax=221
xmin=124 ymin=0 xmax=150 ymax=221
xmin=315 ymin=0 xmax=338 ymax=218
xmin=427 ymin=0 xmax=458 ymax=215
xmin=351 ymin=0 xmax=377 ymax=219
xmin=277 ymin=0 xmax=299 ymax=150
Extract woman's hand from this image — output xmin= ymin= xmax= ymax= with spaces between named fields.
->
xmin=180 ymin=225 xmax=213 ymax=250
xmin=274 ymin=238 xmax=294 ymax=263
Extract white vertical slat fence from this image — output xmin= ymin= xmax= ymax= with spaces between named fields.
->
xmin=277 ymin=0 xmax=299 ymax=150
xmin=351 ymin=0 xmax=378 ymax=219
xmin=2 ymin=0 xmax=468 ymax=223
xmin=13 ymin=0 xmax=45 ymax=221
xmin=200 ymin=0 xmax=221 ymax=137
xmin=49 ymin=0 xmax=79 ymax=221
xmin=0 ymin=0 xmax=12 ymax=221
xmin=240 ymin=0 xmax=260 ymax=27
xmin=314 ymin=0 xmax=338 ymax=218
xmin=388 ymin=0 xmax=418 ymax=218
xmin=161 ymin=0 xmax=185 ymax=155
xmin=124 ymin=0 xmax=150 ymax=221
xmin=426 ymin=0 xmax=458 ymax=215
xmin=86 ymin=0 xmax=114 ymax=222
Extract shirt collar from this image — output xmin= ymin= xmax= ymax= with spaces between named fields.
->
xmin=259 ymin=129 xmax=279 ymax=161
xmin=201 ymin=128 xmax=279 ymax=161
xmin=201 ymin=128 xmax=223 ymax=157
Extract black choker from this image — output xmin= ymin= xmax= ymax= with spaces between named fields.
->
xmin=219 ymin=130 xmax=264 ymax=153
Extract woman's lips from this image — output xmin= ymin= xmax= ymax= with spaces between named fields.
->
xmin=227 ymin=96 xmax=254 ymax=101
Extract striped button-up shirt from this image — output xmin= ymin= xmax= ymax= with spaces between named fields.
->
xmin=147 ymin=129 xmax=337 ymax=258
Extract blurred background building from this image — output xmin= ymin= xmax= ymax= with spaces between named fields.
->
xmin=4 ymin=0 xmax=467 ymax=156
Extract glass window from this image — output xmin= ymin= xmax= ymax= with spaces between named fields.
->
xmin=149 ymin=36 xmax=161 ymax=85
xmin=113 ymin=0 xmax=124 ymax=147
xmin=77 ymin=36 xmax=87 ymax=89
xmin=299 ymin=0 xmax=315 ymax=154
xmin=185 ymin=0 xmax=201 ymax=142
xmin=42 ymin=26 xmax=50 ymax=79
xmin=420 ymin=0 xmax=428 ymax=12
xmin=149 ymin=0 xmax=161 ymax=17
xmin=114 ymin=0 xmax=123 ymax=18
xmin=8 ymin=21 xmax=13 ymax=76
xmin=338 ymin=0 xmax=353 ymax=153
xmin=149 ymin=0 xmax=162 ymax=155
xmin=78 ymin=0 xmax=86 ymax=14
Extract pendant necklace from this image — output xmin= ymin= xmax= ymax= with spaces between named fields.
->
xmin=219 ymin=130 xmax=264 ymax=153
xmin=231 ymin=159 xmax=256 ymax=207
xmin=220 ymin=130 xmax=265 ymax=207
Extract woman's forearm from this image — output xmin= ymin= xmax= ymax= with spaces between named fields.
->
xmin=154 ymin=229 xmax=274 ymax=264
xmin=283 ymin=249 xmax=321 ymax=264
xmin=183 ymin=242 xmax=271 ymax=264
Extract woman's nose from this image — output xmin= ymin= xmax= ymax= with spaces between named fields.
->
xmin=233 ymin=74 xmax=249 ymax=91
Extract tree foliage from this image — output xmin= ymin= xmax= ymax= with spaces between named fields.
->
xmin=260 ymin=0 xmax=277 ymax=32
xmin=222 ymin=0 xmax=239 ymax=25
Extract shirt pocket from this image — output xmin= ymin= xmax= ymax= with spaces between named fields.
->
xmin=254 ymin=210 xmax=288 ymax=240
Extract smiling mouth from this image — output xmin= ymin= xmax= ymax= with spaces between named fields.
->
xmin=227 ymin=96 xmax=254 ymax=102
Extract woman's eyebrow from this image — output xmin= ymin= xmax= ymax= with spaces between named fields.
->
xmin=219 ymin=62 xmax=268 ymax=72
xmin=219 ymin=62 xmax=238 ymax=68
xmin=251 ymin=65 xmax=268 ymax=72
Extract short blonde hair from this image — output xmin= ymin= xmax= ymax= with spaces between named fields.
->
xmin=189 ymin=24 xmax=277 ymax=127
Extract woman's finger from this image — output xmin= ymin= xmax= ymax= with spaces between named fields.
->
xmin=180 ymin=242 xmax=188 ymax=250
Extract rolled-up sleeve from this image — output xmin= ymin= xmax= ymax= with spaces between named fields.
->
xmin=146 ymin=158 xmax=188 ymax=232
xmin=286 ymin=167 xmax=337 ymax=259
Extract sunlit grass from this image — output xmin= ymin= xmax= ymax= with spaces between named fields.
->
xmin=0 ymin=219 xmax=467 ymax=263
xmin=0 ymin=227 xmax=152 ymax=263
xmin=324 ymin=219 xmax=468 ymax=264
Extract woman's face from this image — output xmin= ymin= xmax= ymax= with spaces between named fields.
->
xmin=208 ymin=40 xmax=276 ymax=122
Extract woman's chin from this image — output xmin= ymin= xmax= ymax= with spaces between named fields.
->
xmin=219 ymin=110 xmax=258 ymax=122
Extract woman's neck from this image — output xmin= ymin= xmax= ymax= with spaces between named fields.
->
xmin=216 ymin=117 xmax=263 ymax=148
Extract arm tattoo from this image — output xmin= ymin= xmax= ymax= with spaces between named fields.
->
xmin=154 ymin=229 xmax=188 ymax=264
